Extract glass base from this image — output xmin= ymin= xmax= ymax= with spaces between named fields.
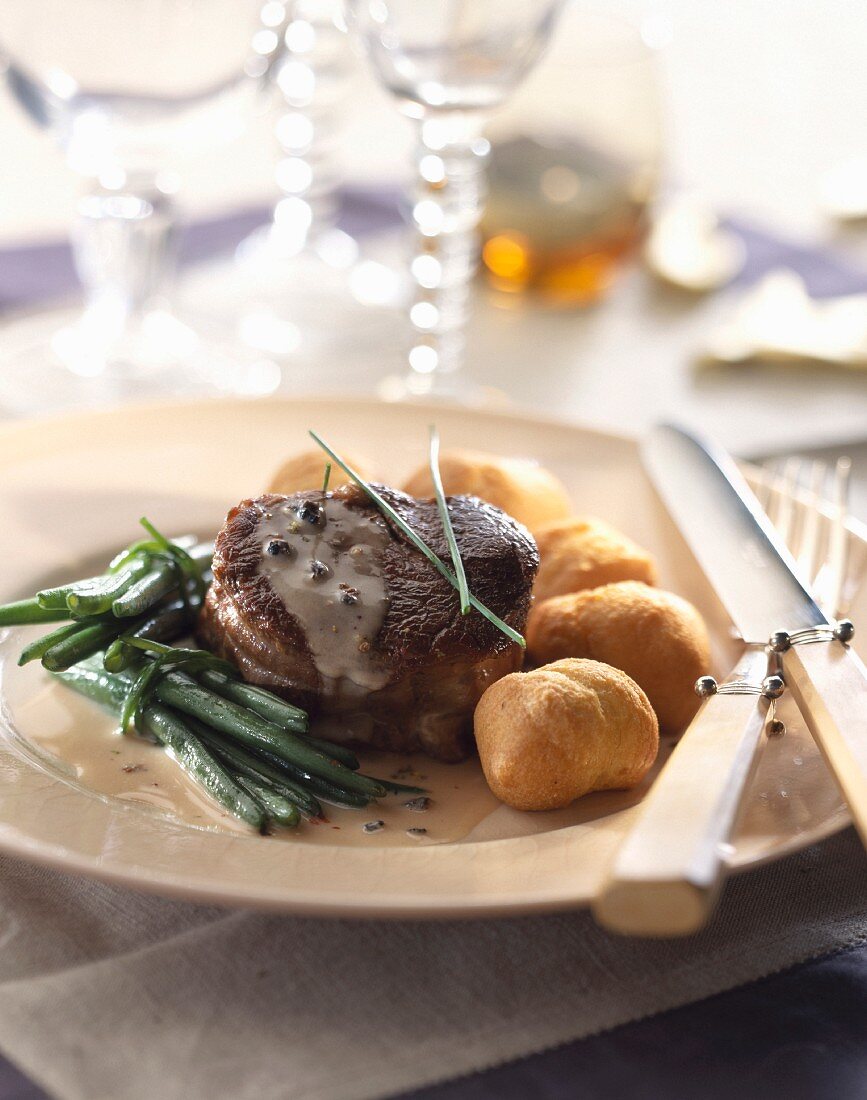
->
xmin=0 ymin=304 xmax=282 ymax=417
xmin=183 ymin=223 xmax=410 ymax=367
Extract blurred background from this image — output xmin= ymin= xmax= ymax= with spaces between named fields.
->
xmin=3 ymin=0 xmax=867 ymax=452
xmin=6 ymin=0 xmax=867 ymax=244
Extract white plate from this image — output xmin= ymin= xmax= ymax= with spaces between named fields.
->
xmin=0 ymin=397 xmax=860 ymax=917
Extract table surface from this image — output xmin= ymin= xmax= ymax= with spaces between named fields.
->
xmin=1 ymin=933 xmax=865 ymax=1100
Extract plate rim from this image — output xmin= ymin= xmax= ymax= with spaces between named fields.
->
xmin=0 ymin=394 xmax=853 ymax=918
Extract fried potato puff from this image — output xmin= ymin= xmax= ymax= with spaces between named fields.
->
xmin=527 ymin=581 xmax=710 ymax=732
xmin=533 ymin=516 xmax=658 ymax=602
xmin=474 ymin=658 xmax=658 ymax=811
xmin=269 ymin=449 xmax=375 ymax=494
xmin=403 ymin=448 xmax=571 ymax=535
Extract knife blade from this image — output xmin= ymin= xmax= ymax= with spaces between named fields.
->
xmin=642 ymin=424 xmax=824 ymax=643
xmin=642 ymin=423 xmax=867 ymax=853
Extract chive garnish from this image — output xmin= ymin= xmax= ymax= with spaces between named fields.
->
xmin=309 ymin=430 xmax=525 ymax=648
xmin=322 ymin=462 xmax=332 ymax=493
xmin=428 ymin=425 xmax=470 ymax=616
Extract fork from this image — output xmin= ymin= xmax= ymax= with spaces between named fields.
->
xmin=593 ymin=456 xmax=851 ymax=937
xmin=759 ymin=455 xmax=851 ymax=619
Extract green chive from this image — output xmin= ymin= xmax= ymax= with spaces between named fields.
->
xmin=428 ymin=425 xmax=470 ymax=615
xmin=309 ymin=430 xmax=525 ymax=648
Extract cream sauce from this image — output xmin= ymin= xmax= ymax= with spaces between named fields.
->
xmin=257 ymin=496 xmax=391 ymax=698
xmin=8 ymin=669 xmax=501 ymax=848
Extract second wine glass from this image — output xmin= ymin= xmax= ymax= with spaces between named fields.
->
xmin=346 ymin=0 xmax=563 ymax=397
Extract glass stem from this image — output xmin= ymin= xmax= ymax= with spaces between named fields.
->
xmin=409 ymin=116 xmax=489 ymax=379
xmin=71 ymin=178 xmax=177 ymax=338
xmin=271 ymin=0 xmax=350 ymax=253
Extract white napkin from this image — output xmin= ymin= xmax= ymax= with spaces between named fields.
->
xmin=0 ymin=828 xmax=865 ymax=1100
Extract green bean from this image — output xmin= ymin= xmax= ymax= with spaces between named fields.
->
xmin=368 ymin=777 xmax=429 ymax=795
xmin=112 ymin=540 xmax=212 ymax=618
xmin=51 ymin=660 xmax=132 ymax=710
xmin=155 ymin=672 xmax=386 ymax=797
xmin=65 ymin=558 xmax=152 ymax=616
xmin=235 ymin=776 xmax=300 ymax=828
xmin=41 ymin=620 xmax=125 ymax=672
xmin=227 ymin=741 xmax=371 ymax=809
xmin=197 ymin=670 xmax=308 ymax=733
xmin=194 ymin=673 xmax=362 ymax=777
xmin=54 ymin=665 xmax=268 ymax=830
xmin=281 ymin=767 xmax=371 ymax=809
xmin=36 ymin=576 xmax=104 ymax=611
xmin=197 ymin=730 xmax=323 ymax=818
xmin=110 ymin=566 xmax=176 ymax=619
xmin=19 ymin=621 xmax=89 ymax=666
xmin=300 ymin=736 xmax=359 ymax=771
xmin=103 ymin=600 xmax=190 ymax=673
xmin=109 ymin=533 xmax=204 ymax=571
xmin=141 ymin=705 xmax=265 ymax=830
xmin=0 ymin=598 xmax=71 ymax=626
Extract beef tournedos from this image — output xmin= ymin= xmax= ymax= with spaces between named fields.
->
xmin=198 ymin=483 xmax=539 ymax=760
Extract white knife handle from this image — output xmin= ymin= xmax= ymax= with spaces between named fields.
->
xmin=594 ymin=654 xmax=771 ymax=937
xmin=783 ymin=640 xmax=867 ymax=845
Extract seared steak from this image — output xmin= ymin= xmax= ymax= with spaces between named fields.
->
xmin=198 ymin=484 xmax=538 ymax=760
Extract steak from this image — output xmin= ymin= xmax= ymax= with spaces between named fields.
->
xmin=198 ymin=484 xmax=539 ymax=760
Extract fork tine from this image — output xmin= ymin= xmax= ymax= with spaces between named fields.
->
xmin=761 ymin=452 xmax=852 ymax=620
xmin=773 ymin=456 xmax=802 ymax=553
xmin=823 ymin=457 xmax=851 ymax=617
xmin=753 ymin=464 xmax=774 ymax=513
xmin=762 ymin=458 xmax=784 ymax=525
xmin=796 ymin=461 xmax=826 ymax=582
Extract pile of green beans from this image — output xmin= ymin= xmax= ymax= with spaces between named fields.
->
xmin=0 ymin=524 xmax=422 ymax=833
xmin=0 ymin=529 xmax=213 ymax=674
xmin=51 ymin=658 xmax=421 ymax=833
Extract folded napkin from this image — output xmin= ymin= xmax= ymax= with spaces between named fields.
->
xmin=0 ymin=828 xmax=865 ymax=1100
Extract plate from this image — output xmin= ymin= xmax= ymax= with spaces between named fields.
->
xmin=0 ymin=396 xmax=861 ymax=918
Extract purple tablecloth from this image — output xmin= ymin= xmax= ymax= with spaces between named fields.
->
xmin=405 ymin=934 xmax=867 ymax=1100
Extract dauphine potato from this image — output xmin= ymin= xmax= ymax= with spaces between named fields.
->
xmin=533 ymin=516 xmax=658 ymax=602
xmin=527 ymin=581 xmax=710 ymax=732
xmin=402 ymin=448 xmax=572 ymax=534
xmin=269 ymin=449 xmax=375 ymax=495
xmin=474 ymin=658 xmax=658 ymax=811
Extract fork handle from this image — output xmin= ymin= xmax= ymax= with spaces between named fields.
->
xmin=783 ymin=640 xmax=867 ymax=845
xmin=594 ymin=649 xmax=771 ymax=937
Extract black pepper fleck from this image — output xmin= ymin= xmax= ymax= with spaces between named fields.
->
xmin=362 ymin=820 xmax=385 ymax=834
xmin=266 ymin=537 xmax=295 ymax=557
xmin=309 ymin=559 xmax=330 ymax=581
xmin=406 ymin=827 xmax=428 ymax=838
xmin=297 ymin=499 xmax=326 ymax=527
xmin=403 ymin=796 xmax=431 ymax=812
xmin=339 ymin=584 xmax=359 ymax=606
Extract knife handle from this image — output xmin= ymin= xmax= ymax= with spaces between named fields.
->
xmin=594 ymin=652 xmax=771 ymax=937
xmin=782 ymin=640 xmax=867 ymax=845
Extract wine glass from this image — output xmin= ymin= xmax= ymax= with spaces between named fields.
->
xmin=219 ymin=0 xmax=405 ymax=368
xmin=345 ymin=0 xmax=564 ymax=397
xmin=0 ymin=0 xmax=286 ymax=414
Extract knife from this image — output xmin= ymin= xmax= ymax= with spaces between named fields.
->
xmin=594 ymin=425 xmax=867 ymax=936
